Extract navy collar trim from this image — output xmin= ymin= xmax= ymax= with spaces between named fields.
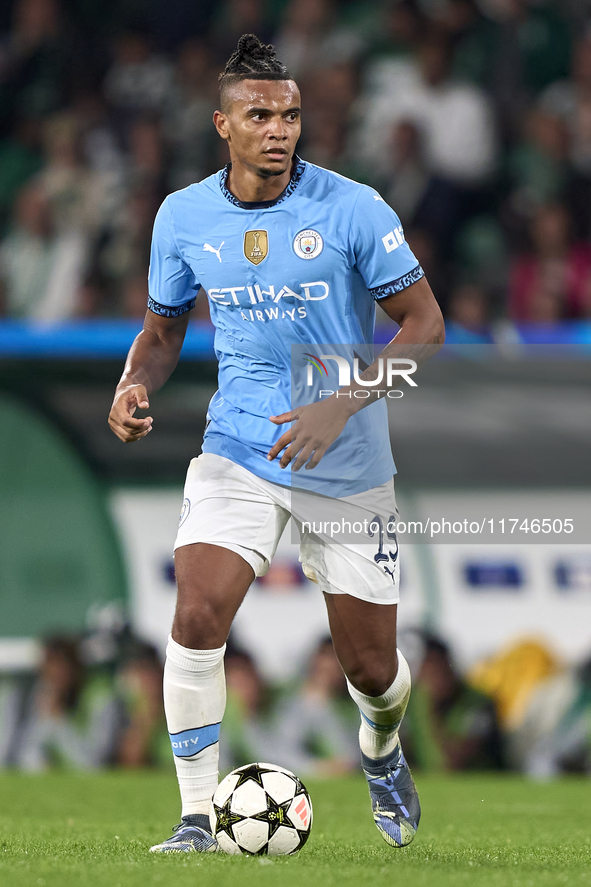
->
xmin=219 ymin=156 xmax=306 ymax=209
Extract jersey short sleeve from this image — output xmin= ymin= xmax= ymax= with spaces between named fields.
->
xmin=147 ymin=197 xmax=199 ymax=317
xmin=349 ymin=186 xmax=424 ymax=300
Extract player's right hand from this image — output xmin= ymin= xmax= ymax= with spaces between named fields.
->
xmin=108 ymin=384 xmax=153 ymax=443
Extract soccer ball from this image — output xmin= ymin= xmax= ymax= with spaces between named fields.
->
xmin=210 ymin=762 xmax=313 ymax=856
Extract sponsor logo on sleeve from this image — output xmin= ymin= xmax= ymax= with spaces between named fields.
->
xmin=382 ymin=227 xmax=405 ymax=253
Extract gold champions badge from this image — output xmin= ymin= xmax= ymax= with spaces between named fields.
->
xmin=244 ymin=230 xmax=268 ymax=265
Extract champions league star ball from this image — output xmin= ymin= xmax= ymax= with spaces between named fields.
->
xmin=210 ymin=762 xmax=313 ymax=856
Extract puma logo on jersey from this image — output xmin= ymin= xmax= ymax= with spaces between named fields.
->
xmin=203 ymin=241 xmax=224 ymax=262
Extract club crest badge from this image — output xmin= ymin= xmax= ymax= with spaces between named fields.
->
xmin=244 ymin=230 xmax=268 ymax=265
xmin=293 ymin=229 xmax=323 ymax=260
xmin=179 ymin=497 xmax=191 ymax=527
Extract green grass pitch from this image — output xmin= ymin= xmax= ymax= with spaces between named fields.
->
xmin=1 ymin=771 xmax=590 ymax=887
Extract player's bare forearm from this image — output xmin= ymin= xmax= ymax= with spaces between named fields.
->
xmin=336 ymin=275 xmax=444 ymax=417
xmin=267 ymin=276 xmax=444 ymax=469
xmin=108 ymin=309 xmax=190 ymax=443
xmin=118 ymin=310 xmax=189 ymax=394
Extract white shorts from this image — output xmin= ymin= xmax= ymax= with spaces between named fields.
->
xmin=174 ymin=454 xmax=400 ymax=605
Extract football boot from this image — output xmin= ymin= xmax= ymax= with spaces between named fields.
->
xmin=362 ymin=740 xmax=421 ymax=848
xmin=149 ymin=813 xmax=218 ymax=853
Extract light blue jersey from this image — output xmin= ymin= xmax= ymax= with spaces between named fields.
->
xmin=148 ymin=158 xmax=423 ymax=496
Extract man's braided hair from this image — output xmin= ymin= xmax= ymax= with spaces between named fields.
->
xmin=219 ymin=34 xmax=292 ymax=106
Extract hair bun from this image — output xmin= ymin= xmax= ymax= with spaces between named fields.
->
xmin=236 ymin=34 xmax=266 ymax=59
xmin=219 ymin=33 xmax=291 ymax=83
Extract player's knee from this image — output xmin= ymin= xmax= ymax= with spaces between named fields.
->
xmin=347 ymin=657 xmax=397 ymax=697
xmin=172 ymin=598 xmax=227 ymax=649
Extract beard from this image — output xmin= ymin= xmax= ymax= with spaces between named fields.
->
xmin=256 ymin=160 xmax=291 ymax=178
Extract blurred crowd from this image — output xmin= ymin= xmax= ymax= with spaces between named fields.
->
xmin=1 ymin=0 xmax=591 ymax=327
xmin=1 ymin=627 xmax=590 ymax=778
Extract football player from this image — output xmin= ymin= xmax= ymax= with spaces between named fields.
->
xmin=109 ymin=34 xmax=444 ymax=852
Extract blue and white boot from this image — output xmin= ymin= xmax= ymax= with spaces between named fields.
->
xmin=362 ymin=740 xmax=421 ymax=848
xmin=149 ymin=813 xmax=218 ymax=853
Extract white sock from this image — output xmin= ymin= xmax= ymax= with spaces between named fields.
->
xmin=347 ymin=650 xmax=411 ymax=760
xmin=163 ymin=635 xmax=226 ymax=818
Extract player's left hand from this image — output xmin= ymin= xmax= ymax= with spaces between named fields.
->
xmin=267 ymin=399 xmax=349 ymax=470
